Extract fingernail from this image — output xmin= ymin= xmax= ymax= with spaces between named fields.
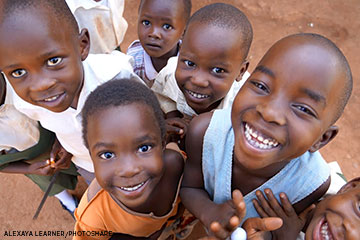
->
xmin=46 ymin=159 xmax=50 ymax=165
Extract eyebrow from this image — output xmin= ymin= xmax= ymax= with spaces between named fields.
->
xmin=301 ymin=88 xmax=326 ymax=105
xmin=91 ymin=142 xmax=116 ymax=152
xmin=254 ymin=65 xmax=276 ymax=79
xmin=133 ymin=135 xmax=156 ymax=145
xmin=2 ymin=50 xmax=59 ymax=70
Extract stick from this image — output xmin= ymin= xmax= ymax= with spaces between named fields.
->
xmin=33 ymin=171 xmax=60 ymax=220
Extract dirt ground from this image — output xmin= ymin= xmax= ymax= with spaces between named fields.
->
xmin=1 ymin=0 xmax=359 ymax=239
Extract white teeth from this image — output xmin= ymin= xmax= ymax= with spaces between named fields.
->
xmin=120 ymin=181 xmax=145 ymax=192
xmin=320 ymin=222 xmax=333 ymax=240
xmin=44 ymin=95 xmax=59 ymax=102
xmin=187 ymin=90 xmax=209 ymax=99
xmin=244 ymin=123 xmax=279 ymax=150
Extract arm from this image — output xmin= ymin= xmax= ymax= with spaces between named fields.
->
xmin=180 ymin=113 xmax=245 ymax=238
xmin=0 ymin=160 xmax=55 ymax=175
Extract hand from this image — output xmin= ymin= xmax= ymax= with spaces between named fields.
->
xmin=205 ymin=190 xmax=246 ymax=240
xmin=165 ymin=117 xmax=189 ymax=139
xmin=253 ymin=189 xmax=314 ymax=240
xmin=243 ymin=217 xmax=283 ymax=240
xmin=27 ymin=160 xmax=56 ymax=176
xmin=49 ymin=137 xmax=73 ymax=171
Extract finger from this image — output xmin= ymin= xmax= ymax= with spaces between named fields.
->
xmin=210 ymin=221 xmax=230 ymax=240
xmin=252 ymin=199 xmax=269 ymax=218
xmin=264 ymin=189 xmax=285 ymax=217
xmin=227 ymin=215 xmax=240 ymax=232
xmin=166 ymin=124 xmax=184 ymax=135
xmin=243 ymin=217 xmax=283 ymax=234
xmin=298 ymin=204 xmax=316 ymax=223
xmin=232 ymin=189 xmax=246 ymax=220
xmin=279 ymin=192 xmax=296 ymax=216
xmin=255 ymin=190 xmax=276 ymax=217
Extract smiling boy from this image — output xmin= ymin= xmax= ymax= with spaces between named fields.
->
xmin=180 ymin=33 xmax=353 ymax=238
xmin=0 ymin=0 xmax=140 ymax=184
xmin=151 ymin=3 xmax=252 ymax=139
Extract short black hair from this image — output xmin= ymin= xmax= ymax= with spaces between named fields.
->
xmin=82 ymin=78 xmax=166 ymax=148
xmin=187 ymin=3 xmax=253 ymax=61
xmin=287 ymin=33 xmax=352 ymax=123
xmin=0 ymin=0 xmax=79 ymax=34
xmin=139 ymin=0 xmax=192 ymax=21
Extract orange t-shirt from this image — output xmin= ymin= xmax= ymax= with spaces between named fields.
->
xmin=74 ymin=187 xmax=181 ymax=240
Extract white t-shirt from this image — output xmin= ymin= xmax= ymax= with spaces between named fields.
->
xmin=66 ymin=0 xmax=128 ymax=54
xmin=8 ymin=51 xmax=140 ymax=172
xmin=0 ymin=81 xmax=39 ymax=151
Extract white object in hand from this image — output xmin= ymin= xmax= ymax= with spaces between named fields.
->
xmin=231 ymin=227 xmax=247 ymax=240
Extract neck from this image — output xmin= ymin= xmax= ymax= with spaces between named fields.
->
xmin=151 ymin=44 xmax=179 ymax=73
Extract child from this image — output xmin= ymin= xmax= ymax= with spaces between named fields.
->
xmin=65 ymin=0 xmax=128 ymax=54
xmin=74 ymin=79 xmax=185 ymax=239
xmin=127 ymin=0 xmax=191 ymax=87
xmin=0 ymin=0 xmax=140 ymax=184
xmin=0 ymin=74 xmax=79 ymax=216
xmin=151 ymin=3 xmax=252 ymax=136
xmin=180 ymin=33 xmax=353 ymax=238
xmin=253 ymin=177 xmax=360 ymax=240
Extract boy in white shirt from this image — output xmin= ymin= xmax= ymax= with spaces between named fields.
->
xmin=0 ymin=0 xmax=141 ymax=184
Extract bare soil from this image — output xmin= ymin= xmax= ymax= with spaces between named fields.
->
xmin=1 ymin=0 xmax=359 ymax=239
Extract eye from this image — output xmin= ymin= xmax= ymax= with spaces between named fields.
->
xmin=184 ymin=60 xmax=196 ymax=68
xmin=11 ymin=69 xmax=27 ymax=78
xmin=251 ymin=81 xmax=269 ymax=93
xmin=294 ymin=105 xmax=316 ymax=117
xmin=212 ymin=67 xmax=225 ymax=74
xmin=47 ymin=57 xmax=62 ymax=66
xmin=99 ymin=151 xmax=115 ymax=160
xmin=138 ymin=144 xmax=152 ymax=153
xmin=163 ymin=24 xmax=173 ymax=30
xmin=142 ymin=20 xmax=150 ymax=26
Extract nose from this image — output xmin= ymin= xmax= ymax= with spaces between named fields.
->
xmin=29 ymin=73 xmax=57 ymax=93
xmin=256 ymin=96 xmax=286 ymax=126
xmin=190 ymin=71 xmax=209 ymax=88
xmin=115 ymin=154 xmax=141 ymax=178
xmin=148 ymin=25 xmax=161 ymax=39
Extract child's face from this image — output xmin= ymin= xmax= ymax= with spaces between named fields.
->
xmin=176 ymin=22 xmax=248 ymax=114
xmin=305 ymin=183 xmax=360 ymax=240
xmin=86 ymin=103 xmax=165 ymax=210
xmin=231 ymin=38 xmax=343 ymax=172
xmin=138 ymin=0 xmax=186 ymax=58
xmin=0 ymin=7 xmax=89 ymax=113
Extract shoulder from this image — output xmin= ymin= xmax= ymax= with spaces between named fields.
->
xmin=292 ymin=176 xmax=330 ymax=214
xmin=163 ymin=146 xmax=185 ymax=178
xmin=85 ymin=50 xmax=135 ymax=78
xmin=87 ymin=179 xmax=103 ymax=202
xmin=126 ymin=40 xmax=143 ymax=56
xmin=186 ymin=112 xmax=214 ymax=147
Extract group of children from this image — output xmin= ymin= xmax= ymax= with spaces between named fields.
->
xmin=0 ymin=0 xmax=356 ymax=239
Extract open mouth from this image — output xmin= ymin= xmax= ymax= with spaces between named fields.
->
xmin=244 ymin=123 xmax=279 ymax=150
xmin=320 ymin=222 xmax=334 ymax=240
xmin=313 ymin=217 xmax=336 ymax=240
xmin=119 ymin=180 xmax=147 ymax=192
xmin=40 ymin=92 xmax=64 ymax=103
xmin=186 ymin=89 xmax=210 ymax=99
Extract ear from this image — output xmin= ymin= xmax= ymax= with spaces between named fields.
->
xmin=235 ymin=60 xmax=249 ymax=82
xmin=309 ymin=125 xmax=338 ymax=152
xmin=78 ymin=28 xmax=90 ymax=61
